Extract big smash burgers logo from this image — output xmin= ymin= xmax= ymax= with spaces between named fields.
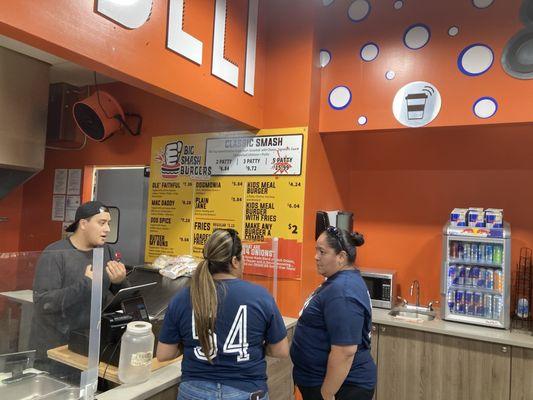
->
xmin=155 ymin=141 xmax=211 ymax=179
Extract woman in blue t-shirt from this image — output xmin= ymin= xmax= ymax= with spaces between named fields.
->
xmin=157 ymin=229 xmax=289 ymax=400
xmin=290 ymin=226 xmax=376 ymax=400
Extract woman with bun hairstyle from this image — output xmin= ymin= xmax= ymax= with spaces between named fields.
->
xmin=290 ymin=227 xmax=376 ymax=400
xmin=157 ymin=229 xmax=289 ymax=400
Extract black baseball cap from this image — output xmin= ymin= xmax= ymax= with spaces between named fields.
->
xmin=65 ymin=201 xmax=110 ymax=232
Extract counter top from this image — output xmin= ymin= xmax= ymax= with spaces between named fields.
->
xmin=96 ymin=316 xmax=297 ymax=400
xmin=372 ymin=308 xmax=533 ymax=349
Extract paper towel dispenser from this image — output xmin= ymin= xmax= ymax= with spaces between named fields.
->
xmin=315 ymin=210 xmax=354 ymax=239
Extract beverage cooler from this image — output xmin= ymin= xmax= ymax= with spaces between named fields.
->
xmin=441 ymin=222 xmax=511 ymax=329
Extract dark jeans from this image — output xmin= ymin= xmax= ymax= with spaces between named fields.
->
xmin=297 ymin=384 xmax=374 ymax=400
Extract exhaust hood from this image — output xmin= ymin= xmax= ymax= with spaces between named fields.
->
xmin=0 ymin=46 xmax=50 ymax=199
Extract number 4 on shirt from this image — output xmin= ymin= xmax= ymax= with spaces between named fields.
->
xmin=192 ymin=305 xmax=250 ymax=362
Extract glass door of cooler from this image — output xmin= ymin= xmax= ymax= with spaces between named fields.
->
xmin=441 ymin=223 xmax=511 ymax=329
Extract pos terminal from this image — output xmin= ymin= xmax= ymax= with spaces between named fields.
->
xmin=68 ymin=282 xmax=157 ymax=366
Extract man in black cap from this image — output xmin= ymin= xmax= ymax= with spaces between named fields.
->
xmin=29 ymin=200 xmax=129 ymax=376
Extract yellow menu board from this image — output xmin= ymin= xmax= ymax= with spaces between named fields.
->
xmin=145 ymin=128 xmax=307 ymax=279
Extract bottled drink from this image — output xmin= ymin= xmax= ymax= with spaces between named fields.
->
xmin=118 ymin=321 xmax=155 ymax=384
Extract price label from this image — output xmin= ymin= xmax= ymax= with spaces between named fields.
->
xmin=287 ymin=203 xmax=300 ymax=209
xmin=288 ymin=224 xmax=298 ymax=234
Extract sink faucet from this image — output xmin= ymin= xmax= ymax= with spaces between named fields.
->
xmin=410 ymin=280 xmax=421 ymax=311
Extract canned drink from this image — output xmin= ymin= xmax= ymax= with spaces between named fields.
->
xmin=464 ymin=266 xmax=472 ymax=287
xmin=447 ymin=289 xmax=455 ymax=313
xmin=450 ymin=242 xmax=458 ymax=259
xmin=478 ymin=244 xmax=486 ymax=262
xmin=455 ymin=290 xmax=465 ymax=314
xmin=448 ymin=265 xmax=457 ymax=287
xmin=471 ymin=243 xmax=479 ymax=262
xmin=463 ymin=243 xmax=471 ymax=261
xmin=493 ymin=295 xmax=502 ymax=320
xmin=485 ymin=269 xmax=494 ymax=290
xmin=474 ymin=292 xmax=484 ymax=316
xmin=493 ymin=245 xmax=503 ymax=264
xmin=484 ymin=294 xmax=493 ymax=318
xmin=471 ymin=266 xmax=480 ymax=285
xmin=494 ymin=270 xmax=503 ymax=292
xmin=457 ymin=266 xmax=465 ymax=286
xmin=465 ymin=290 xmax=474 ymax=315
xmin=457 ymin=242 xmax=464 ymax=260
xmin=476 ymin=268 xmax=486 ymax=288
xmin=485 ymin=244 xmax=493 ymax=263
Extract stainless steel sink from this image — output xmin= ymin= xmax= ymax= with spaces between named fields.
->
xmin=41 ymin=387 xmax=81 ymax=400
xmin=0 ymin=374 xmax=71 ymax=399
xmin=389 ymin=305 xmax=436 ymax=321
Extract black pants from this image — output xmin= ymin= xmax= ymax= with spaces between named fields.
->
xmin=297 ymin=384 xmax=375 ymax=400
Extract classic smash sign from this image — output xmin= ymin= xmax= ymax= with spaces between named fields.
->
xmin=96 ymin=0 xmax=258 ymax=95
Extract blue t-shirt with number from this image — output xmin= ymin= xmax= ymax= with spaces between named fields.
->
xmin=290 ymin=269 xmax=377 ymax=390
xmin=159 ymin=279 xmax=287 ymax=393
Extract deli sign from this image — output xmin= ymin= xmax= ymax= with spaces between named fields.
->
xmin=96 ymin=0 xmax=258 ymax=95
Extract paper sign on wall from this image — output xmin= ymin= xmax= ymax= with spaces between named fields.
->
xmin=145 ymin=128 xmax=307 ymax=279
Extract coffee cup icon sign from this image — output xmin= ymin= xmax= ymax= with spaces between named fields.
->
xmin=405 ymin=86 xmax=435 ymax=120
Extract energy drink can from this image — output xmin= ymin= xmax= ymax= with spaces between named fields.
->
xmin=463 ymin=243 xmax=471 ymax=261
xmin=485 ymin=269 xmax=494 ymax=290
xmin=455 ymin=290 xmax=465 ymax=314
xmin=476 ymin=268 xmax=486 ymax=288
xmin=464 ymin=266 xmax=472 ymax=287
xmin=447 ymin=289 xmax=455 ymax=313
xmin=457 ymin=242 xmax=464 ymax=260
xmin=457 ymin=266 xmax=465 ymax=286
xmin=474 ymin=292 xmax=484 ymax=316
xmin=484 ymin=294 xmax=493 ymax=318
xmin=493 ymin=245 xmax=503 ymax=265
xmin=493 ymin=295 xmax=502 ymax=320
xmin=485 ymin=244 xmax=493 ymax=263
xmin=465 ymin=290 xmax=474 ymax=315
xmin=448 ymin=265 xmax=457 ymax=287
xmin=494 ymin=269 xmax=503 ymax=292
xmin=450 ymin=242 xmax=458 ymax=259
xmin=478 ymin=244 xmax=486 ymax=262
xmin=471 ymin=243 xmax=479 ymax=262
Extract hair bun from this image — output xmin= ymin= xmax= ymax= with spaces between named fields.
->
xmin=350 ymin=231 xmax=365 ymax=247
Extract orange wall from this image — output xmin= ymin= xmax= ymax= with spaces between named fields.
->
xmin=0 ymin=0 xmax=265 ymax=127
xmin=318 ymin=0 xmax=530 ymax=131
xmin=0 ymin=186 xmax=23 ymax=252
xmin=323 ymin=123 xmax=533 ymax=305
xmin=18 ymin=82 xmax=246 ymax=251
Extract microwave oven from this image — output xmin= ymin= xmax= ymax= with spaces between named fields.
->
xmin=359 ymin=268 xmax=396 ymax=309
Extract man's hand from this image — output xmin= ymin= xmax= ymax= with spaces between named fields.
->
xmin=320 ymin=387 xmax=335 ymax=400
xmin=85 ymin=265 xmax=93 ymax=280
xmin=106 ymin=260 xmax=126 ymax=284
